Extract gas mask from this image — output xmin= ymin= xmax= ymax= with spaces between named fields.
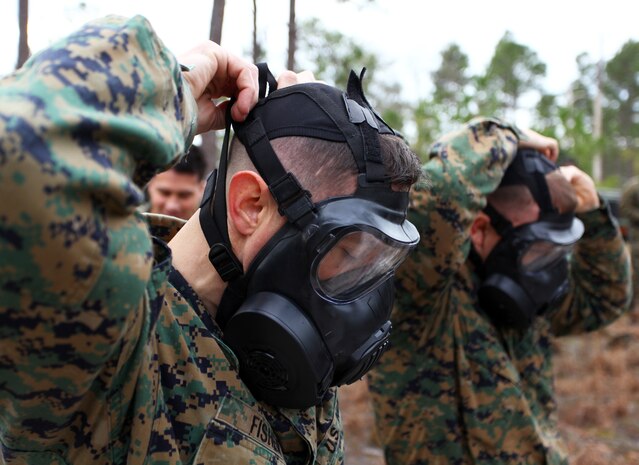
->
xmin=198 ymin=66 xmax=419 ymax=408
xmin=476 ymin=149 xmax=584 ymax=330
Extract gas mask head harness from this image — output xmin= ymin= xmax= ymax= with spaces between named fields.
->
xmin=476 ymin=149 xmax=584 ymax=330
xmin=198 ymin=65 xmax=419 ymax=408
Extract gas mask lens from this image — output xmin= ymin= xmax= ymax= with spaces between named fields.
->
xmin=315 ymin=230 xmax=410 ymax=301
xmin=519 ymin=240 xmax=573 ymax=272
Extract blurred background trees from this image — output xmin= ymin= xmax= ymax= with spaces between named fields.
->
xmin=15 ymin=0 xmax=639 ymax=186
xmin=292 ymin=3 xmax=638 ymax=186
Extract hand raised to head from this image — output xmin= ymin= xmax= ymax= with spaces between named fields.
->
xmin=559 ymin=165 xmax=601 ymax=213
xmin=276 ymin=70 xmax=321 ymax=89
xmin=518 ymin=128 xmax=559 ymax=163
xmin=179 ymin=42 xmax=259 ymax=133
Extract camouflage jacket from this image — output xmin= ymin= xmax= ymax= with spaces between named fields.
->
xmin=368 ymin=118 xmax=631 ymax=465
xmin=620 ymin=176 xmax=639 ymax=302
xmin=621 ymin=176 xmax=639 ymax=231
xmin=0 ymin=16 xmax=343 ymax=465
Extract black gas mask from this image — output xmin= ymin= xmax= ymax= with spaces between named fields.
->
xmin=198 ymin=66 xmax=419 ymax=408
xmin=476 ymin=149 xmax=584 ymax=330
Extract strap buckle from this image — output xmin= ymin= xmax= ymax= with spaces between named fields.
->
xmin=208 ymin=243 xmax=243 ymax=282
xmin=269 ymin=173 xmax=315 ymax=226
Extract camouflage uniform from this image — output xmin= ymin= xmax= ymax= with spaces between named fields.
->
xmin=368 ymin=118 xmax=631 ymax=465
xmin=620 ymin=176 xmax=639 ymax=306
xmin=0 ymin=16 xmax=343 ymax=465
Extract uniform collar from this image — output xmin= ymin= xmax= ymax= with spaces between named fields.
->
xmin=145 ymin=212 xmax=187 ymax=243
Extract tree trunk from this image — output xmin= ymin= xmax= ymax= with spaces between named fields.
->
xmin=592 ymin=60 xmax=604 ymax=183
xmin=287 ymin=0 xmax=296 ymax=70
xmin=16 ymin=0 xmax=30 ymax=69
xmin=200 ymin=0 xmax=226 ymax=172
xmin=210 ymin=0 xmax=225 ymax=44
xmin=252 ymin=0 xmax=260 ymax=63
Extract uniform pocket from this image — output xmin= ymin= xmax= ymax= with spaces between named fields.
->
xmin=193 ymin=394 xmax=286 ymax=465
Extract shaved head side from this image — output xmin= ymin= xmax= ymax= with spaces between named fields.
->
xmin=488 ymin=170 xmax=578 ymax=225
xmin=227 ymin=134 xmax=422 ymax=203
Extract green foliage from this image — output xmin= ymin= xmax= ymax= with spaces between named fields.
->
xmin=532 ymin=94 xmax=561 ymax=140
xmin=297 ymin=18 xmax=408 ymax=133
xmin=411 ymin=98 xmax=443 ymax=162
xmin=430 ymin=44 xmax=473 ymax=126
xmin=298 ymin=18 xmax=378 ymax=89
xmin=605 ymin=40 xmax=639 ymax=146
xmin=476 ymin=31 xmax=546 ymax=115
xmin=293 ymin=16 xmax=638 ymax=183
xmin=554 ymin=105 xmax=600 ymax=173
xmin=598 ymin=175 xmax=621 ymax=189
xmin=432 ymin=44 xmax=470 ymax=104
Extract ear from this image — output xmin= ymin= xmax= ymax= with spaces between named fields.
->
xmin=470 ymin=211 xmax=494 ymax=261
xmin=227 ymin=171 xmax=273 ymax=237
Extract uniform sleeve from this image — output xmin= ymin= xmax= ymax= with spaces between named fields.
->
xmin=620 ymin=179 xmax=639 ymax=225
xmin=546 ymin=201 xmax=632 ymax=336
xmin=395 ymin=117 xmax=521 ymax=308
xmin=0 ymin=15 xmax=196 ymax=444
xmin=314 ymin=388 xmax=344 ymax=465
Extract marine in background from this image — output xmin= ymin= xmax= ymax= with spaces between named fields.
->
xmin=147 ymin=145 xmax=206 ymax=219
xmin=368 ymin=117 xmax=631 ymax=465
xmin=620 ymin=175 xmax=639 ymax=308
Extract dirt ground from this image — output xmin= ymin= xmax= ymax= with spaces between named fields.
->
xmin=339 ymin=310 xmax=639 ymax=465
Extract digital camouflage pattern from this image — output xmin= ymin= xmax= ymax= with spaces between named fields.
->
xmin=0 ymin=16 xmax=343 ymax=465
xmin=620 ymin=176 xmax=639 ymax=306
xmin=368 ymin=118 xmax=631 ymax=465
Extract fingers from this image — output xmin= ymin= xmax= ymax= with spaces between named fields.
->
xmin=518 ymin=128 xmax=559 ymax=162
xmin=558 ymin=165 xmax=579 ymax=182
xmin=194 ymin=97 xmax=221 ymax=133
xmin=216 ymin=51 xmax=258 ymax=122
xmin=546 ymin=142 xmax=559 ymax=163
xmin=196 ymin=99 xmax=242 ymax=133
xmin=277 ymin=70 xmax=318 ymax=89
xmin=558 ymin=165 xmax=601 ymax=212
xmin=228 ymin=64 xmax=259 ymax=122
xmin=179 ymin=41 xmax=259 ymax=132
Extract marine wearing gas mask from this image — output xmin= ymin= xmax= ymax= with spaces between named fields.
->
xmin=199 ymin=66 xmax=419 ymax=408
xmin=474 ymin=149 xmax=584 ymax=329
xmin=368 ymin=117 xmax=631 ymax=465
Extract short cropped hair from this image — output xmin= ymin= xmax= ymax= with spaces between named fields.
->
xmin=228 ymin=135 xmax=422 ymax=202
xmin=172 ymin=145 xmax=207 ymax=181
xmin=488 ymin=170 xmax=578 ymax=222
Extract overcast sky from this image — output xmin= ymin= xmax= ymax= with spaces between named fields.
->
xmin=2 ymin=0 xmax=638 ymax=116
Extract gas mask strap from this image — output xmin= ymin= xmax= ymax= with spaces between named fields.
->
xmin=483 ymin=203 xmax=514 ymax=237
xmin=501 ymin=149 xmax=559 ymax=214
xmin=198 ymin=105 xmax=244 ymax=282
xmin=256 ymin=62 xmax=278 ymax=98
xmin=522 ymin=153 xmax=556 ymax=213
xmin=234 ymin=117 xmax=316 ymax=228
xmin=348 ymin=102 xmax=386 ymax=182
xmin=344 ymin=69 xmax=391 ymax=183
